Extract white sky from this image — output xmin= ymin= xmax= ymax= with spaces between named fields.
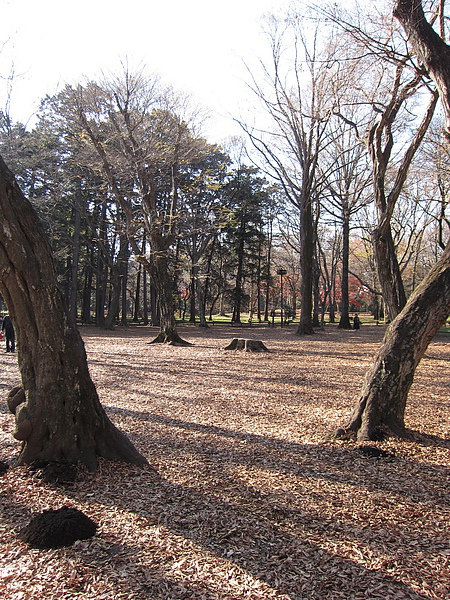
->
xmin=0 ymin=0 xmax=294 ymax=142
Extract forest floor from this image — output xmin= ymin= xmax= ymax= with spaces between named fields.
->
xmin=0 ymin=322 xmax=449 ymax=599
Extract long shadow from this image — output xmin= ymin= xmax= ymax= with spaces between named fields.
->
xmin=1 ymin=442 xmax=443 ymax=599
xmin=1 ymin=424 xmax=444 ymax=597
xmin=142 ymin=408 xmax=450 ymax=453
xmin=104 ymin=405 xmax=450 ymax=589
xmin=1 ymin=407 xmax=445 ymax=598
xmin=90 ymin=351 xmax=351 ymax=398
xmin=1 ymin=327 xmax=447 ymax=597
xmin=61 ymin=460 xmax=434 ymax=600
xmin=404 ymin=428 xmax=450 ymax=449
xmin=0 ymin=479 xmax=237 ymax=600
xmin=141 ymin=417 xmax=448 ymax=507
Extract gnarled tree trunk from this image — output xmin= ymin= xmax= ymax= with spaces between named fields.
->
xmin=336 ymin=242 xmax=450 ymax=439
xmin=335 ymin=0 xmax=450 ymax=440
xmin=148 ymin=253 xmax=191 ymax=346
xmin=0 ymin=156 xmax=147 ymax=470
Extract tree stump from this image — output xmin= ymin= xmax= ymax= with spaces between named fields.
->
xmin=224 ymin=338 xmax=269 ymax=352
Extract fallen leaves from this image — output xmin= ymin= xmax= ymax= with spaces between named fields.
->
xmin=0 ymin=324 xmax=449 ymax=599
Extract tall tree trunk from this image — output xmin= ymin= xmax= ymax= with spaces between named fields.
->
xmin=81 ymin=212 xmax=97 ymax=324
xmin=189 ymin=256 xmax=197 ymax=323
xmin=149 ymin=279 xmax=159 ymax=327
xmin=69 ymin=179 xmax=82 ymax=323
xmin=142 ymin=265 xmax=149 ymax=325
xmin=312 ymin=258 xmax=321 ymax=328
xmin=82 ymin=264 xmax=93 ymax=324
xmin=104 ymin=263 xmax=119 ymax=330
xmin=256 ymin=236 xmax=263 ymax=323
xmin=232 ymin=220 xmax=246 ymax=324
xmin=296 ymin=196 xmax=315 ymax=334
xmin=104 ymin=234 xmax=129 ymax=330
xmin=149 ymin=255 xmax=190 ymax=345
xmin=120 ymin=234 xmax=129 ymax=326
xmin=141 ymin=231 xmax=149 ymax=325
xmin=189 ymin=284 xmax=196 ymax=323
xmin=95 ymin=201 xmax=108 ymax=328
xmin=335 ymin=240 xmax=450 ymax=440
xmin=339 ymin=211 xmax=352 ymax=329
xmin=196 ymin=275 xmax=208 ymax=328
xmin=133 ymin=264 xmax=142 ymax=322
xmin=105 ymin=264 xmax=121 ymax=329
xmin=0 ymin=156 xmax=147 ymax=470
xmin=202 ymin=237 xmax=215 ymax=323
xmin=334 ymin=0 xmax=450 ymax=441
xmin=264 ymin=219 xmax=273 ymax=322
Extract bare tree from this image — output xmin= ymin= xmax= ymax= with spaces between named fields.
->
xmin=367 ymin=66 xmax=438 ymax=321
xmin=242 ymin=15 xmax=342 ymax=334
xmin=320 ymin=109 xmax=373 ymax=328
xmin=336 ymin=0 xmax=450 ymax=441
xmin=316 ymin=1 xmax=439 ymax=322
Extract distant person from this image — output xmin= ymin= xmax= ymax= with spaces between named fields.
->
xmin=2 ymin=314 xmax=15 ymax=352
xmin=353 ymin=314 xmax=361 ymax=330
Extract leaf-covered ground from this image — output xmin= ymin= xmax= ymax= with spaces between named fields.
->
xmin=0 ymin=323 xmax=449 ymax=599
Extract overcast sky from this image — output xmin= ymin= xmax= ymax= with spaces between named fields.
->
xmin=0 ymin=0 xmax=294 ymax=142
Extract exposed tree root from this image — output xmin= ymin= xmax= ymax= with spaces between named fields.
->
xmin=333 ymin=425 xmax=388 ymax=442
xmin=149 ymin=332 xmax=193 ymax=346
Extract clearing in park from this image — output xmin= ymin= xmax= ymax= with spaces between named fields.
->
xmin=0 ymin=324 xmax=449 ymax=599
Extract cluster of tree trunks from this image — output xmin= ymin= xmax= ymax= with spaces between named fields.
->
xmin=1 ymin=0 xmax=450 ymax=469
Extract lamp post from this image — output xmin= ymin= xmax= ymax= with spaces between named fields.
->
xmin=277 ymin=268 xmax=287 ymax=326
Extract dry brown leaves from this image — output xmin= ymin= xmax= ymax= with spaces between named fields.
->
xmin=1 ymin=323 xmax=449 ymax=599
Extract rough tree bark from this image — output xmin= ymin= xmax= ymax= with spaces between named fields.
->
xmin=149 ymin=254 xmax=191 ymax=346
xmin=393 ymin=0 xmax=450 ymax=139
xmin=0 ymin=156 xmax=147 ymax=470
xmin=336 ymin=244 xmax=450 ymax=439
xmin=335 ymin=0 xmax=450 ymax=440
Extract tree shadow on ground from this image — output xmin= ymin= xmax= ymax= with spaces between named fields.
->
xmin=108 ymin=406 xmax=450 ymax=509
xmin=62 ymin=463 xmax=433 ymax=600
xmin=403 ymin=429 xmax=450 ymax=449
xmin=45 ymin=406 xmax=447 ymax=599
xmin=1 ymin=405 xmax=446 ymax=598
